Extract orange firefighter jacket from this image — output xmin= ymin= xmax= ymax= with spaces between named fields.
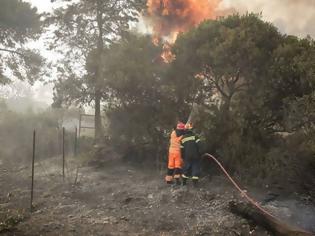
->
xmin=169 ymin=130 xmax=183 ymax=154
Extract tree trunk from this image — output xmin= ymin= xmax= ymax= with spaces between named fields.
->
xmin=94 ymin=0 xmax=104 ymax=143
xmin=229 ymin=201 xmax=315 ymax=236
xmin=94 ymin=88 xmax=102 ymax=141
xmin=221 ymin=96 xmax=231 ymax=113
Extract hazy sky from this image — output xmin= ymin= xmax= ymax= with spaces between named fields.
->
xmin=16 ymin=0 xmax=315 ymax=106
xmin=2 ymin=0 xmax=59 ymax=105
xmin=26 ymin=0 xmax=315 ymax=38
xmin=222 ymin=0 xmax=315 ymax=38
xmin=26 ymin=0 xmax=54 ymax=13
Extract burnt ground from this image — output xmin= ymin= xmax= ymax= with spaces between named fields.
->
xmin=0 ymin=155 xmax=314 ymax=236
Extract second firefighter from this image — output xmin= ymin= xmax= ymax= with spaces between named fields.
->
xmin=181 ymin=123 xmax=203 ymax=187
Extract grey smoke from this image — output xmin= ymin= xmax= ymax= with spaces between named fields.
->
xmin=220 ymin=0 xmax=315 ymax=38
xmin=267 ymin=199 xmax=315 ymax=232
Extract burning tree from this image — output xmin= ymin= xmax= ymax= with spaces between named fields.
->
xmin=146 ymin=0 xmax=222 ymax=42
xmin=144 ymin=0 xmax=226 ymax=63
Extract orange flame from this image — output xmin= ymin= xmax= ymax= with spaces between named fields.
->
xmin=147 ymin=0 xmax=222 ymax=43
xmin=161 ymin=43 xmax=175 ymax=63
xmin=146 ymin=0 xmax=222 ymax=63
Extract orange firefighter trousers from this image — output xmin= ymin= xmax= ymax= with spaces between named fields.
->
xmin=168 ymin=152 xmax=183 ymax=170
xmin=165 ymin=151 xmax=183 ymax=182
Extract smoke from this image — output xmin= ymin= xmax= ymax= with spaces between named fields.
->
xmin=144 ymin=0 xmax=315 ymax=41
xmin=143 ymin=0 xmax=314 ymax=63
xmin=268 ymin=199 xmax=315 ymax=233
xmin=221 ymin=0 xmax=315 ymax=38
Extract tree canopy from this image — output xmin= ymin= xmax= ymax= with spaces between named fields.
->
xmin=171 ymin=14 xmax=315 ymax=186
xmin=49 ymin=0 xmax=145 ymax=141
xmin=0 ymin=0 xmax=44 ymax=84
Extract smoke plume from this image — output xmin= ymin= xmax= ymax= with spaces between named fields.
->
xmin=144 ymin=0 xmax=315 ymax=41
xmin=143 ymin=0 xmax=314 ymax=63
xmin=222 ymin=0 xmax=315 ymax=38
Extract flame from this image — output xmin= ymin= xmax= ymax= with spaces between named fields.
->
xmin=152 ymin=35 xmax=160 ymax=46
xmin=147 ymin=0 xmax=222 ymax=43
xmin=146 ymin=0 xmax=222 ymax=63
xmin=161 ymin=43 xmax=175 ymax=63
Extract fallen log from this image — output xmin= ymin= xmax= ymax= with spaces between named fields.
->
xmin=229 ymin=201 xmax=315 ymax=236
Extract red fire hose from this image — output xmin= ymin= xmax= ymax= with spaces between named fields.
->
xmin=203 ymin=153 xmax=314 ymax=235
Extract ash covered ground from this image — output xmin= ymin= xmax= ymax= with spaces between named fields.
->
xmin=0 ymin=155 xmax=314 ymax=236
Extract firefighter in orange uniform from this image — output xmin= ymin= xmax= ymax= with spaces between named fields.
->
xmin=165 ymin=122 xmax=185 ymax=185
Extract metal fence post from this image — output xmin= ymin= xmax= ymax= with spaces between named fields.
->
xmin=74 ymin=126 xmax=78 ymax=157
xmin=30 ymin=130 xmax=36 ymax=212
xmin=62 ymin=127 xmax=65 ymax=181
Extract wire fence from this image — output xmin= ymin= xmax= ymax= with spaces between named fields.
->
xmin=29 ymin=126 xmax=81 ymax=212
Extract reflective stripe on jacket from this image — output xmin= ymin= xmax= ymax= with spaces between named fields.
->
xmin=180 ymin=131 xmax=201 ymax=160
xmin=181 ymin=136 xmax=201 ymax=144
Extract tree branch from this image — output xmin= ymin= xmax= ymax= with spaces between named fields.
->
xmin=213 ymin=77 xmax=229 ymax=99
xmin=0 ymin=48 xmax=24 ymax=57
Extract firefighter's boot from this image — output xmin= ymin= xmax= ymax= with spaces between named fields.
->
xmin=165 ymin=175 xmax=173 ymax=184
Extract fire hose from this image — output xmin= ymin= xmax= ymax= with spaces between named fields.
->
xmin=187 ymin=85 xmax=280 ymax=220
xmin=203 ymin=153 xmax=314 ymax=235
xmin=186 ymin=87 xmax=313 ymax=234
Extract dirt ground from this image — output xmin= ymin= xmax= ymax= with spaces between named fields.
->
xmin=0 ymin=155 xmax=314 ymax=236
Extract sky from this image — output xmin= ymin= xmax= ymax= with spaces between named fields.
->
xmin=5 ymin=0 xmax=314 ymax=107
xmin=222 ymin=0 xmax=315 ymax=38
xmin=0 ymin=0 xmax=60 ymax=106
xmin=26 ymin=0 xmax=315 ymax=38
xmin=26 ymin=0 xmax=55 ymax=13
